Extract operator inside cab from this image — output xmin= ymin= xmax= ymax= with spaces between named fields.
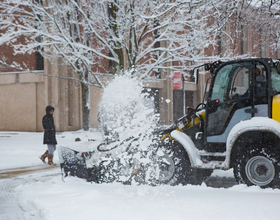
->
xmin=229 ymin=66 xmax=267 ymax=104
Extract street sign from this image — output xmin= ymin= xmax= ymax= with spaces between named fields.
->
xmin=173 ymin=71 xmax=182 ymax=90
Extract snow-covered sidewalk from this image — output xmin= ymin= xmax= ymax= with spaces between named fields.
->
xmin=1 ymin=131 xmax=280 ymax=220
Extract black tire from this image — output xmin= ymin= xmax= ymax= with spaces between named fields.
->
xmin=149 ymin=141 xmax=191 ymax=186
xmin=233 ymin=146 xmax=280 ymax=188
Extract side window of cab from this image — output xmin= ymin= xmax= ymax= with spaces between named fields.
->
xmin=229 ymin=67 xmax=250 ymax=100
xmin=271 ymin=68 xmax=280 ymax=94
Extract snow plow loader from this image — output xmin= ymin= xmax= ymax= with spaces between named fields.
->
xmin=59 ymin=58 xmax=280 ymax=188
xmin=156 ymin=58 xmax=280 ymax=187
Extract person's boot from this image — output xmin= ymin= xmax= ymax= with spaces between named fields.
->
xmin=40 ymin=150 xmax=48 ymax=163
xmin=47 ymin=154 xmax=54 ymax=165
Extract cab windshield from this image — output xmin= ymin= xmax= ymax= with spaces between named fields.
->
xmin=210 ymin=63 xmax=251 ymax=102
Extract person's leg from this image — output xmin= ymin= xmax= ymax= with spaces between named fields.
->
xmin=47 ymin=145 xmax=56 ymax=165
xmin=47 ymin=145 xmax=55 ymax=154
xmin=40 ymin=150 xmax=48 ymax=163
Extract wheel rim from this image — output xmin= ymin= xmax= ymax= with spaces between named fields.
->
xmin=245 ymin=156 xmax=275 ymax=186
xmin=158 ymin=155 xmax=175 ymax=182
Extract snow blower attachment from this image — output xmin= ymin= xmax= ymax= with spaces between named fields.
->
xmin=58 ymin=146 xmax=99 ymax=182
xmin=58 ymin=136 xmax=148 ymax=184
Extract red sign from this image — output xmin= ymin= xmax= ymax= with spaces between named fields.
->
xmin=173 ymin=71 xmax=182 ymax=90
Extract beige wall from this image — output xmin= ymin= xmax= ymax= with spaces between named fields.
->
xmin=0 ymin=70 xmax=202 ymax=132
xmin=90 ymin=86 xmax=103 ymax=129
xmin=0 ymin=72 xmax=45 ymax=131
xmin=0 ymin=70 xmax=97 ymax=132
xmin=44 ymin=59 xmax=83 ymax=132
xmin=0 ymin=65 xmax=203 ymax=132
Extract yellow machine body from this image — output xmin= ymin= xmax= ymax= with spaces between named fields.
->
xmin=272 ymin=94 xmax=280 ymax=123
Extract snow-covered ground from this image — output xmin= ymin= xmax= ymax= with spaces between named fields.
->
xmin=1 ymin=130 xmax=280 ymax=220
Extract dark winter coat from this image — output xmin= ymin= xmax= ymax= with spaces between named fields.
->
xmin=43 ymin=106 xmax=57 ymax=145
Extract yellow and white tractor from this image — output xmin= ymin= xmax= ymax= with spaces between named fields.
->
xmin=156 ymin=58 xmax=280 ymax=187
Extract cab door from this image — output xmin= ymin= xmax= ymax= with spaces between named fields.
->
xmin=205 ymin=62 xmax=254 ymax=143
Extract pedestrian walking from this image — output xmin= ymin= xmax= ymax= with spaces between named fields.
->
xmin=40 ymin=105 xmax=57 ymax=165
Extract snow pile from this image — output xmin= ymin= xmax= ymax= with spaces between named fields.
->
xmin=2 ymin=131 xmax=280 ymax=220
xmin=15 ymin=176 xmax=280 ymax=220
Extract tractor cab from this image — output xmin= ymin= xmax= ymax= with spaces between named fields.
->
xmin=203 ymin=59 xmax=274 ymax=151
xmin=180 ymin=58 xmax=280 ymax=153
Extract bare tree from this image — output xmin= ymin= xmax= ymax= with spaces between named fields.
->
xmin=0 ymin=0 xmax=104 ymax=130
xmin=221 ymin=0 xmax=280 ymax=57
xmin=0 ymin=0 xmax=265 ymax=130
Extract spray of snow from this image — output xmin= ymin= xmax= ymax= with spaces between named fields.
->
xmin=97 ymin=71 xmax=161 ymax=183
xmin=99 ymin=71 xmax=159 ymax=144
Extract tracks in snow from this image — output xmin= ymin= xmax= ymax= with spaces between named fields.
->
xmin=0 ymin=164 xmax=59 ymax=179
xmin=0 ymin=165 xmax=61 ymax=220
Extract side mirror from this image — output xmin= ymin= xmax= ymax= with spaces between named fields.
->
xmin=204 ymin=63 xmax=211 ymax=71
xmin=186 ymin=107 xmax=194 ymax=115
xmin=207 ymin=99 xmax=219 ymax=114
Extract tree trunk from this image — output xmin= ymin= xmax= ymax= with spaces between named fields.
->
xmin=81 ymin=80 xmax=90 ymax=131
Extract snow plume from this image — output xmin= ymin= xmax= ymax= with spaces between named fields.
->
xmin=99 ymin=71 xmax=158 ymax=143
xmin=97 ymin=71 xmax=160 ymax=184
